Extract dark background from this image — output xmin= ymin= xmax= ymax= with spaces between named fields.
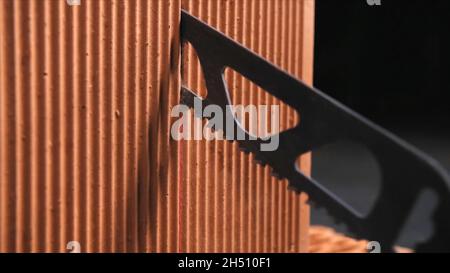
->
xmin=314 ymin=0 xmax=450 ymax=128
xmin=312 ymin=0 xmax=450 ymax=248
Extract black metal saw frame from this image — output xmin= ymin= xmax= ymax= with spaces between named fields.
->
xmin=180 ymin=10 xmax=450 ymax=252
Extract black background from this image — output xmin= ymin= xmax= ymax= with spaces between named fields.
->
xmin=312 ymin=0 xmax=450 ymax=248
xmin=314 ymin=0 xmax=450 ymax=130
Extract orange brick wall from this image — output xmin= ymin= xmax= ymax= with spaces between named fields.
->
xmin=0 ymin=0 xmax=314 ymax=252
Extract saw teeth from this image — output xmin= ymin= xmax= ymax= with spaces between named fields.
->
xmin=255 ymin=159 xmax=266 ymax=166
xmin=287 ymin=183 xmax=301 ymax=194
xmin=254 ymin=155 xmax=267 ymax=166
xmin=238 ymin=145 xmax=250 ymax=154
xmin=270 ymin=169 xmax=284 ymax=179
xmin=180 ymin=97 xmax=353 ymax=240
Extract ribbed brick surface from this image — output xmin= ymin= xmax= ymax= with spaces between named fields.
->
xmin=179 ymin=0 xmax=314 ymax=253
xmin=0 ymin=0 xmax=314 ymax=252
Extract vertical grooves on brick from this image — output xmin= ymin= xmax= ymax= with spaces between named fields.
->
xmin=0 ymin=0 xmax=312 ymax=253
xmin=181 ymin=0 xmax=313 ymax=253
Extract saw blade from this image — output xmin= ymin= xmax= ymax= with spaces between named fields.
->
xmin=180 ymin=10 xmax=450 ymax=252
